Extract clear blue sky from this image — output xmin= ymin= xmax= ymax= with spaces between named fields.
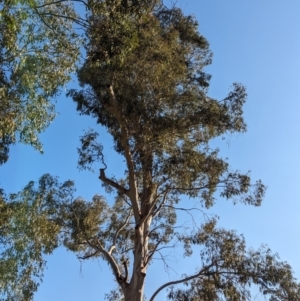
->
xmin=1 ymin=0 xmax=300 ymax=300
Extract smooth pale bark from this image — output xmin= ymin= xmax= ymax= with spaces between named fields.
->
xmin=122 ymin=212 xmax=152 ymax=301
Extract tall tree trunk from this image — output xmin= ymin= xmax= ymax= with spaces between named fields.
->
xmin=123 ymin=215 xmax=152 ymax=301
xmin=124 ymin=276 xmax=145 ymax=301
xmin=123 ymin=151 xmax=154 ymax=301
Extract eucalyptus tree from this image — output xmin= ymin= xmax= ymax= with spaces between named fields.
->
xmin=0 ymin=0 xmax=81 ymax=164
xmin=64 ymin=0 xmax=300 ymax=300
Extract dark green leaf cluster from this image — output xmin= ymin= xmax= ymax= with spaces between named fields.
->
xmin=77 ymin=129 xmax=105 ymax=171
xmin=57 ymin=195 xmax=109 ymax=252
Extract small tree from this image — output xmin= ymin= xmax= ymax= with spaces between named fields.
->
xmin=1 ymin=1 xmax=300 ymax=300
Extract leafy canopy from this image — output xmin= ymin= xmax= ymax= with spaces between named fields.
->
xmin=0 ymin=0 xmax=80 ymax=298
xmin=0 ymin=0 xmax=81 ymax=164
xmin=68 ymin=1 xmax=299 ymax=300
xmin=1 ymin=1 xmax=299 ymax=301
xmin=0 ymin=175 xmax=62 ymax=301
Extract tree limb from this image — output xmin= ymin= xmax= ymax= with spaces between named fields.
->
xmin=34 ymin=0 xmax=88 ymax=9
xmin=152 ymin=190 xmax=170 ymax=218
xmin=123 ymin=260 xmax=129 ymax=283
xmin=145 ymin=239 xmax=163 ymax=265
xmin=99 ymin=168 xmax=129 ymax=197
xmin=108 ymin=209 xmax=133 ymax=255
xmin=34 ymin=10 xmax=89 ymax=29
xmin=78 ymin=249 xmax=99 ymax=260
xmin=149 ymin=263 xmax=217 ymax=301
xmin=32 ymin=7 xmax=78 ymax=50
xmin=86 ymin=238 xmax=124 ymax=284
xmin=106 ymin=85 xmax=140 ymax=221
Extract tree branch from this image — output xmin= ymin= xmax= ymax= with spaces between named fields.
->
xmin=32 ymin=7 xmax=78 ymax=50
xmin=99 ymin=168 xmax=129 ymax=197
xmin=72 ymin=206 xmax=123 ymax=283
xmin=106 ymin=85 xmax=140 ymax=221
xmin=34 ymin=0 xmax=88 ymax=9
xmin=78 ymin=249 xmax=99 ymax=260
xmin=145 ymin=239 xmax=163 ymax=265
xmin=108 ymin=209 xmax=133 ymax=255
xmin=123 ymin=260 xmax=129 ymax=283
xmin=149 ymin=263 xmax=216 ymax=301
xmin=86 ymin=238 xmax=124 ymax=284
xmin=152 ymin=190 xmax=170 ymax=218
xmin=34 ymin=10 xmax=89 ymax=29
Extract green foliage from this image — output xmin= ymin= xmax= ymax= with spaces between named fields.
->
xmin=0 ymin=3 xmax=81 ymax=296
xmin=70 ymin=0 xmax=263 ymax=209
xmin=0 ymin=0 xmax=81 ymax=164
xmin=1 ymin=173 xmax=299 ymax=300
xmin=0 ymin=175 xmax=62 ymax=301
xmin=77 ymin=129 xmax=105 ymax=172
xmin=1 ymin=1 xmax=299 ymax=301
xmin=0 ymin=174 xmax=113 ymax=300
xmin=168 ymin=220 xmax=300 ymax=301
xmin=0 ymin=174 xmax=111 ymax=300
xmin=67 ymin=1 xmax=299 ymax=300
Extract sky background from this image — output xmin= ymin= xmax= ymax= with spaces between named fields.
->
xmin=1 ymin=0 xmax=300 ymax=300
